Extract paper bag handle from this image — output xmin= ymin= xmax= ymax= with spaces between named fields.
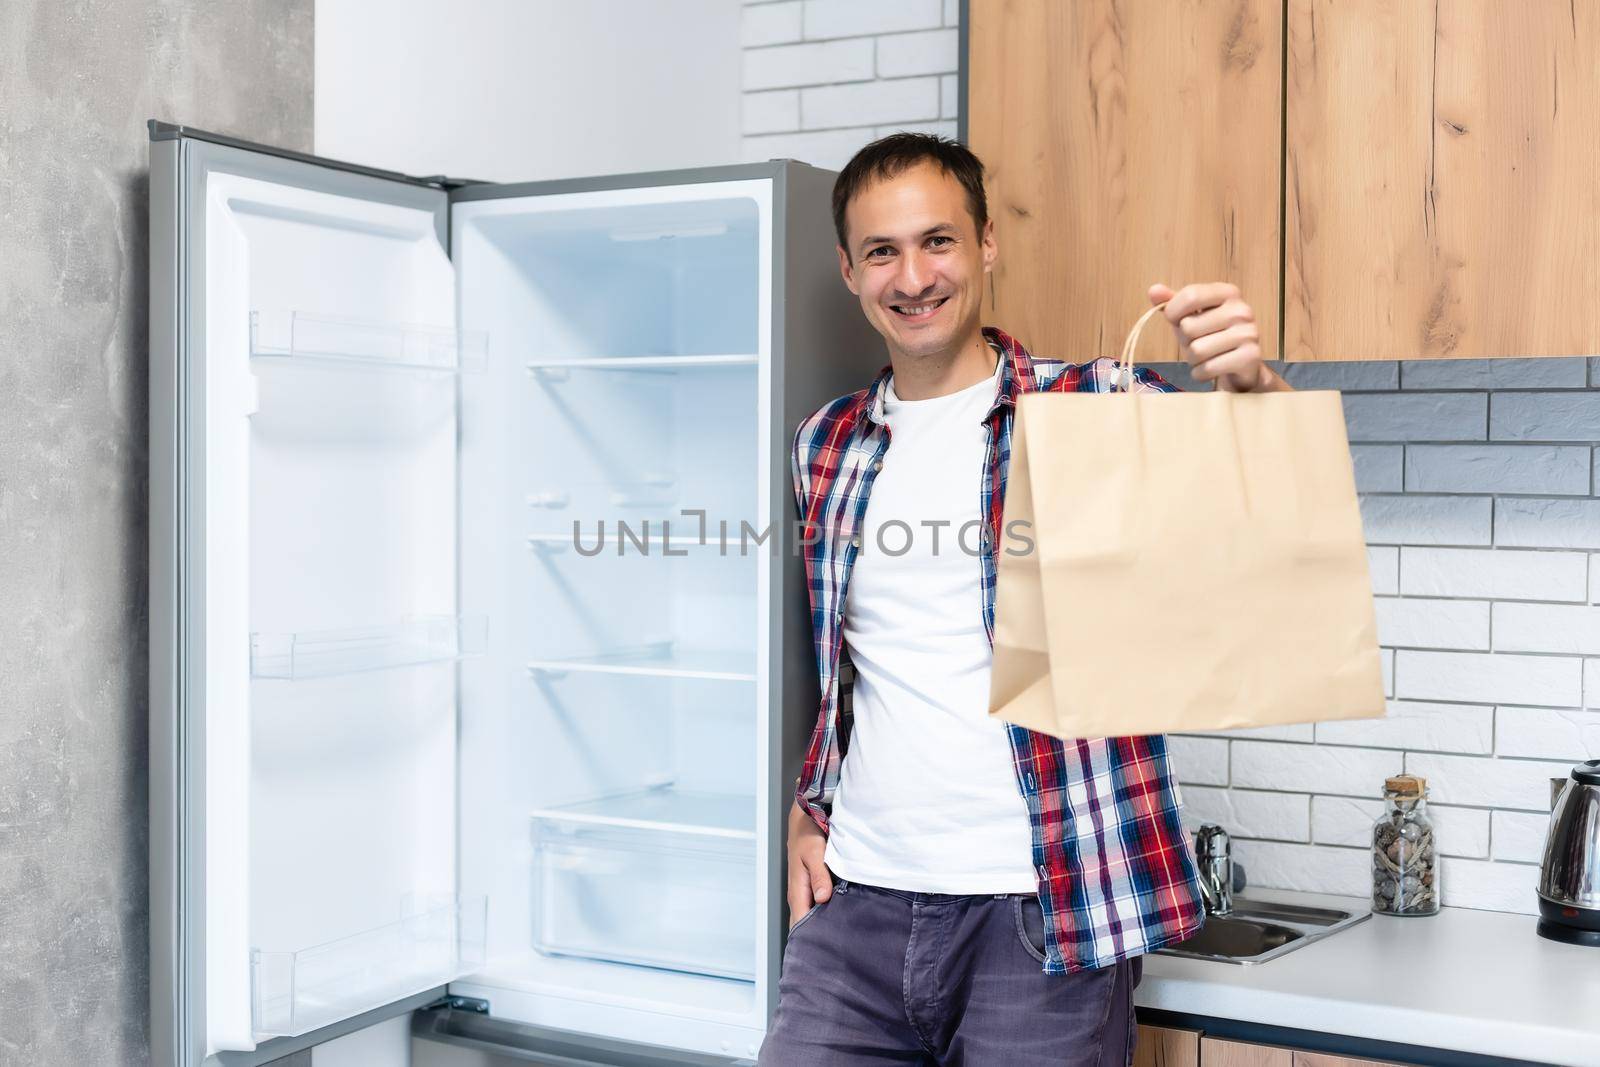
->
xmin=1116 ymin=300 xmax=1170 ymax=392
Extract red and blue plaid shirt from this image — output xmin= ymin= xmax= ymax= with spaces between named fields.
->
xmin=791 ymin=325 xmax=1206 ymax=974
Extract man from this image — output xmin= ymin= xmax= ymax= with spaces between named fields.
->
xmin=759 ymin=134 xmax=1291 ymax=1066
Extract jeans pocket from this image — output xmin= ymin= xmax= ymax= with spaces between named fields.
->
xmin=1012 ymin=895 xmax=1048 ymax=963
xmin=787 ymin=897 xmax=827 ymax=938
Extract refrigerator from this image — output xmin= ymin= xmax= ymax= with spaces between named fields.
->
xmin=147 ymin=120 xmax=874 ymax=1067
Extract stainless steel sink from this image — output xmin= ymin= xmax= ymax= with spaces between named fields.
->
xmin=1156 ymin=895 xmax=1371 ymax=965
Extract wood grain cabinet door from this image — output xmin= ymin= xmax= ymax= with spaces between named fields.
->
xmin=967 ymin=0 xmax=1282 ymax=365
xmin=1200 ymin=1036 xmax=1294 ymax=1067
xmin=1284 ymin=0 xmax=1600 ymax=360
xmin=1134 ymin=1023 xmax=1201 ymax=1067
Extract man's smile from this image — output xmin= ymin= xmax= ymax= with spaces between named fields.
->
xmin=888 ymin=296 xmax=950 ymax=322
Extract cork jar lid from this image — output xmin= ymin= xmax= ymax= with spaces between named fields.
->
xmin=1384 ymin=774 xmax=1426 ymax=797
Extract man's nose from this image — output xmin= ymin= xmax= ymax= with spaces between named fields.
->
xmin=894 ymin=250 xmax=935 ymax=298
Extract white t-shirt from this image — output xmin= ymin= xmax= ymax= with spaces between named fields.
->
xmin=822 ymin=354 xmax=1037 ymax=894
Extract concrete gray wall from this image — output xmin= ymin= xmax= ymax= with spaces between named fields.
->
xmin=0 ymin=2 xmax=311 ymax=1062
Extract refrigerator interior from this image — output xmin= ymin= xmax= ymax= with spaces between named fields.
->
xmin=198 ymin=168 xmax=485 ymax=1052
xmin=452 ymin=181 xmax=774 ymax=1059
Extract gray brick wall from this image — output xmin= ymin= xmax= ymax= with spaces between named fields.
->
xmin=1156 ymin=358 xmax=1600 ymax=915
xmin=739 ymin=0 xmax=1598 ymax=917
xmin=739 ymin=0 xmax=959 ymax=169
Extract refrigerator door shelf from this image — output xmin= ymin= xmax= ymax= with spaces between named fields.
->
xmin=252 ymin=894 xmax=487 ymax=1040
xmin=250 ymin=614 xmax=488 ymax=680
xmin=524 ymin=353 xmax=758 ymax=375
xmin=250 ymin=309 xmax=488 ymax=374
xmin=530 ymin=789 xmax=756 ymax=981
xmin=525 ymin=645 xmax=756 ymax=683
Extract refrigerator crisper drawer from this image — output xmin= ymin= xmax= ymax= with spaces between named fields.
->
xmin=252 ymin=894 xmax=486 ymax=1039
xmin=530 ymin=793 xmax=756 ymax=981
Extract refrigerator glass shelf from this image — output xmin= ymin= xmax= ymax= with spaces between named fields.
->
xmin=525 ymin=530 xmax=753 ymax=554
xmin=526 ymin=645 xmax=755 ymax=683
xmin=250 ymin=309 xmax=489 ymax=373
xmin=524 ymin=354 xmax=757 ymax=377
xmin=251 ymin=615 xmax=487 ymax=680
xmin=530 ymin=786 xmax=756 ymax=842
xmin=252 ymin=894 xmax=486 ymax=1039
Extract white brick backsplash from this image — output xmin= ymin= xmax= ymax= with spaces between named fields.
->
xmin=1399 ymin=547 xmax=1588 ymax=602
xmin=875 ymin=28 xmax=958 ymax=77
xmin=1439 ymin=857 xmax=1539 ymax=914
xmin=1311 ymin=795 xmax=1488 ymax=858
xmin=741 ymin=127 xmax=874 ymax=169
xmin=1404 ymin=444 xmax=1590 ymax=495
xmin=1342 ymin=393 xmax=1486 ymax=442
xmin=1394 ymin=650 xmax=1583 ymax=706
xmin=1217 ymin=723 xmax=1316 ymax=742
xmin=1280 ymin=361 xmax=1399 ymax=392
xmin=1231 ymin=840 xmax=1370 ymax=896
xmin=1179 ymin=786 xmax=1311 ymax=842
xmin=802 ymin=77 xmax=939 ymax=129
xmin=1351 ymin=445 xmax=1404 ymax=493
xmin=1495 ymin=706 xmax=1600 ymax=760
xmin=1372 ymin=596 xmax=1489 ymax=649
xmin=742 ymin=0 xmax=803 ymax=46
xmin=1592 ymin=556 xmax=1600 ymax=603
xmin=802 ymin=0 xmax=942 ymax=40
xmin=1405 ymin=753 xmax=1578 ymax=810
xmin=1359 ymin=494 xmax=1491 ymax=546
xmin=1589 ymin=659 xmax=1600 ymax=709
xmin=1494 ymin=497 xmax=1600 ymax=550
xmin=943 ymin=0 xmax=958 ymax=25
xmin=872 ymin=120 xmax=957 ymax=139
xmin=1382 ymin=648 xmax=1394 ymax=697
xmin=1231 ymin=742 xmax=1400 ymax=796
xmin=940 ymin=73 xmax=958 ymax=119
xmin=744 ymin=38 xmax=874 ymax=90
xmin=1166 ymin=735 xmax=1229 ymax=787
xmin=1493 ymin=602 xmax=1600 ymax=655
xmin=1315 ymin=700 xmax=1494 ymax=754
xmin=1490 ymin=392 xmax=1600 ymax=442
xmin=743 ymin=89 xmax=801 ymax=134
xmin=1401 ymin=357 xmax=1590 ymax=391
xmin=1491 ymin=810 xmax=1553 ymax=863
xmin=1367 ymin=546 xmax=1398 ymax=595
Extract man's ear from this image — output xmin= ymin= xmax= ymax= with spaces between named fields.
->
xmin=980 ymin=217 xmax=997 ymax=275
xmin=836 ymin=245 xmax=859 ymax=296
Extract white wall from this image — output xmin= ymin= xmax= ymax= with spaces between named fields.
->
xmin=315 ymin=0 xmax=743 ymax=181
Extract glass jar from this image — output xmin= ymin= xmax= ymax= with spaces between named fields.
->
xmin=1371 ymin=774 xmax=1440 ymax=916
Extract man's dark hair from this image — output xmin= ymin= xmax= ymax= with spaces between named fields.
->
xmin=831 ymin=133 xmax=989 ymax=262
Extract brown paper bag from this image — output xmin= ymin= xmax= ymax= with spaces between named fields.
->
xmin=988 ymin=303 xmax=1385 ymax=739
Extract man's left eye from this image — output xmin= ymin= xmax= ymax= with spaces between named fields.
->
xmin=928 ymin=236 xmax=952 ymax=248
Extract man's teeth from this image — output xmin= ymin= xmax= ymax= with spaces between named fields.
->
xmin=894 ymin=299 xmax=946 ymax=315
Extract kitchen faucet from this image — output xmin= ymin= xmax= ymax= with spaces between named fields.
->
xmin=1194 ymin=823 xmax=1244 ymax=917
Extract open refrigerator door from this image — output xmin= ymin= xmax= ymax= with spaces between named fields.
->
xmin=149 ymin=127 xmax=484 ymax=1066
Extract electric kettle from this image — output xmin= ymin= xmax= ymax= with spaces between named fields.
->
xmin=1537 ymin=758 xmax=1600 ymax=946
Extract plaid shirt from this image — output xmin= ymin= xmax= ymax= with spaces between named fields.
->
xmin=791 ymin=325 xmax=1205 ymax=974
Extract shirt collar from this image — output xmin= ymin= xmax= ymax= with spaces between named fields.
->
xmin=863 ymin=326 xmax=1038 ymax=427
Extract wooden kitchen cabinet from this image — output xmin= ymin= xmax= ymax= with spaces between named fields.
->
xmin=967 ymin=0 xmax=1600 ymax=361
xmin=1284 ymin=0 xmax=1600 ymax=360
xmin=1202 ymin=1036 xmax=1293 ymax=1067
xmin=966 ymin=0 xmax=1282 ymax=365
xmin=1134 ymin=1023 xmax=1200 ymax=1067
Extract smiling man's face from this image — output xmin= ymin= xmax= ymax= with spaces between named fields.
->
xmin=836 ymin=160 xmax=997 ymax=365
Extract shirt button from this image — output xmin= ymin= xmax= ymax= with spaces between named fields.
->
xmin=850 ymin=535 xmax=861 ymax=548
xmin=872 ymin=459 xmax=883 ymax=472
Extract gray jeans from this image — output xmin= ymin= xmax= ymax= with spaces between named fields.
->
xmin=759 ymin=878 xmax=1142 ymax=1066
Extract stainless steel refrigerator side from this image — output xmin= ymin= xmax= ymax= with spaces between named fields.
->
xmin=149 ymin=128 xmax=454 ymax=1066
xmin=769 ymin=159 xmax=880 ymax=1014
xmin=149 ymin=132 xmax=189 ymax=1067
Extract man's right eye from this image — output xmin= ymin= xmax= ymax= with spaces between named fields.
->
xmin=866 ymin=246 xmax=893 ymax=259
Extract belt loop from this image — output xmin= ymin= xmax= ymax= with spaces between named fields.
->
xmin=835 ymin=878 xmax=850 ymax=893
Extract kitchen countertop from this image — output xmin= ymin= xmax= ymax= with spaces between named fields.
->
xmin=1136 ymin=887 xmax=1600 ymax=1066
